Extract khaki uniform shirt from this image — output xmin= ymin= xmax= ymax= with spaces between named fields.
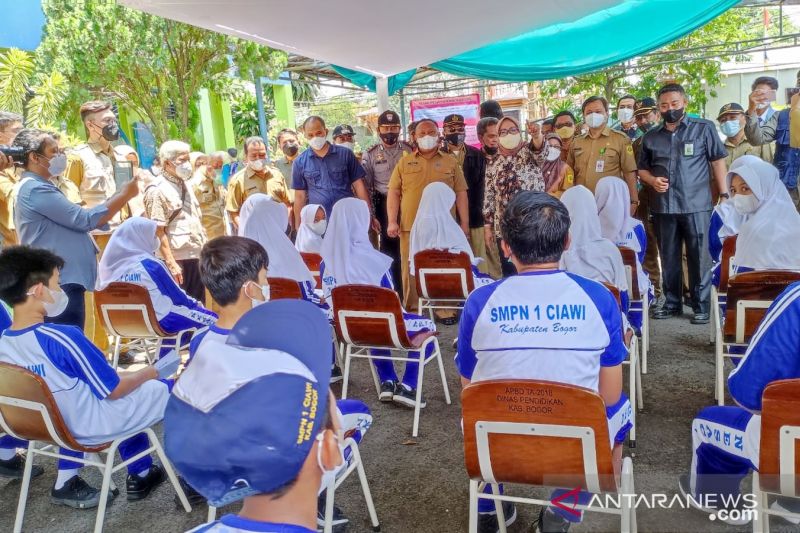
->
xmin=191 ymin=168 xmax=226 ymax=240
xmin=388 ymin=151 xmax=468 ymax=232
xmin=225 ymin=166 xmax=291 ymax=214
xmin=0 ymin=167 xmax=21 ymax=246
xmin=723 ymin=136 xmax=773 ymax=169
xmin=143 ymin=174 xmax=206 ymax=261
xmin=274 ymin=156 xmax=296 ymax=202
xmin=567 ymin=127 xmax=637 ymax=192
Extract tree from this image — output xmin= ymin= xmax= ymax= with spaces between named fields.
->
xmin=0 ymin=48 xmax=69 ymax=128
xmin=37 ymin=0 xmax=287 ymax=144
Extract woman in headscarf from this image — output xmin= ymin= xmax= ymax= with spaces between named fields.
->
xmin=708 ymin=195 xmax=743 ymax=288
xmin=97 ymin=217 xmax=217 ymax=357
xmin=538 ymin=133 xmax=573 ymax=197
xmin=728 ymin=155 xmax=800 ymax=274
xmin=409 ymin=182 xmax=493 ymax=288
xmin=239 ymin=194 xmax=321 ymax=305
xmin=321 ymin=197 xmax=436 ymax=408
xmin=295 ymin=203 xmax=327 ymax=254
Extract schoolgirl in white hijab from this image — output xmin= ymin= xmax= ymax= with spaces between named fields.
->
xmin=239 ymin=194 xmax=320 ymax=304
xmin=295 ymin=203 xmax=327 ymax=254
xmin=728 ymin=155 xmax=800 ymax=273
xmin=409 ymin=182 xmax=494 ymax=288
xmin=708 ymin=197 xmax=743 ymax=288
xmin=97 ymin=217 xmax=216 ymax=354
xmin=321 ymin=197 xmax=436 ymax=406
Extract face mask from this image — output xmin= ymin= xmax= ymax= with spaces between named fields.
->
xmin=755 ymin=102 xmax=769 ymax=111
xmin=316 ymin=431 xmax=345 ymax=495
xmin=309 ymin=136 xmax=327 ymax=151
xmin=445 ymin=133 xmax=465 ymax=146
xmin=28 ymin=285 xmax=69 ymax=317
xmin=639 ymin=122 xmax=653 ymax=133
xmin=720 ymin=120 xmax=742 ymax=138
xmin=556 ymin=126 xmax=575 ymax=140
xmin=662 ymin=107 xmax=685 ymax=124
xmin=545 ymin=146 xmax=561 ymax=162
xmin=379 ymin=132 xmax=398 ymax=145
xmin=417 ymin=135 xmax=439 ymax=151
xmin=499 ymin=133 xmax=521 ymax=150
xmin=338 ymin=142 xmax=355 ymax=151
xmin=483 ymin=145 xmax=498 ymax=155
xmin=282 ymin=142 xmax=299 ymax=157
xmin=41 ymin=153 xmax=67 ymax=177
xmin=733 ymin=193 xmax=759 ymax=215
xmin=175 ymin=161 xmax=193 ymax=180
xmin=246 ymin=281 xmax=270 ymax=308
xmin=310 ymin=219 xmax=327 ymax=236
xmin=617 ymin=108 xmax=634 ymax=123
xmin=585 ymin=113 xmax=606 ymax=129
xmin=248 ymin=158 xmax=265 ymax=172
xmin=101 ymin=124 xmax=120 ymax=141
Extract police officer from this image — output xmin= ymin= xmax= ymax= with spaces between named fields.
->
xmin=362 ymin=110 xmax=413 ymax=291
xmin=717 ymin=102 xmax=772 ymax=168
xmin=333 ymin=124 xmax=361 ymax=163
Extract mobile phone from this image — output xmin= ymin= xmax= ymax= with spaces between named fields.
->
xmin=763 ymin=89 xmax=777 ymax=103
xmin=787 ymin=87 xmax=800 ymax=103
xmin=113 ymin=160 xmax=134 ymax=191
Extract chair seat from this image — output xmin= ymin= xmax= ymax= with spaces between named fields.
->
xmin=409 ymin=330 xmax=438 ymax=349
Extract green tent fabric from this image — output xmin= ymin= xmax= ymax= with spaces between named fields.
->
xmin=331 ymin=66 xmax=417 ymax=96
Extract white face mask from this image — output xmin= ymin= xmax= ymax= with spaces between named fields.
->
xmin=316 ymin=431 xmax=345 ymax=495
xmin=755 ymin=102 xmax=769 ymax=111
xmin=499 ymin=133 xmax=521 ymax=150
xmin=417 ymin=135 xmax=439 ymax=151
xmin=28 ymin=285 xmax=69 ymax=317
xmin=175 ymin=161 xmax=193 ymax=180
xmin=246 ymin=281 xmax=270 ymax=308
xmin=248 ymin=159 xmax=265 ymax=172
xmin=733 ymin=193 xmax=759 ymax=215
xmin=337 ymin=142 xmax=354 ymax=151
xmin=617 ymin=108 xmax=634 ymax=123
xmin=585 ymin=112 xmax=606 ymax=129
xmin=47 ymin=153 xmax=68 ymax=177
xmin=309 ymin=136 xmax=327 ymax=151
xmin=545 ymin=145 xmax=561 ymax=162
xmin=310 ymin=219 xmax=327 ymax=236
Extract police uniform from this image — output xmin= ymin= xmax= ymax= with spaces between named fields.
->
xmin=567 ymin=126 xmax=637 ymax=192
xmin=362 ymin=110 xmax=413 ymax=291
xmin=717 ymin=103 xmax=772 ymax=169
xmin=191 ymin=168 xmax=226 ymax=240
xmin=225 ymin=165 xmax=291 ymax=218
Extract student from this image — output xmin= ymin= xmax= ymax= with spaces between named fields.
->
xmin=708 ymin=196 xmax=743 ymax=288
xmin=96 ymin=217 xmax=217 ymax=358
xmin=0 ymin=246 xmax=178 ymax=507
xmin=321 ymin=197 xmax=435 ymax=407
xmin=191 ymin=241 xmax=372 ymax=527
xmin=295 ymin=203 xmax=327 ymax=254
xmin=457 ymin=191 xmax=631 ymax=533
xmin=409 ymin=182 xmax=494 ymax=288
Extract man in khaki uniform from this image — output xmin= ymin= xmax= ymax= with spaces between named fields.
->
xmin=274 ymin=128 xmax=299 ymax=203
xmin=387 ymin=119 xmax=469 ymax=312
xmin=226 ymin=135 xmax=291 ymax=229
xmin=0 ymin=111 xmax=23 ymax=247
xmin=191 ymin=151 xmax=227 ymax=240
xmin=718 ymin=103 xmax=772 ymax=168
xmin=568 ymin=96 xmax=638 ymax=205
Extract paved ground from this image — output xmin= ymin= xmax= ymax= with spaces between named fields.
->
xmin=1 ymin=310 xmax=796 ymax=532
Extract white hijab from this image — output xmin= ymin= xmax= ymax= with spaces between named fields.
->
xmin=560 ymin=186 xmax=628 ymax=291
xmin=730 ymin=155 xmax=800 ymax=271
xmin=713 ymin=198 xmax=743 ymax=244
xmin=595 ymin=176 xmax=640 ymax=253
xmin=409 ymin=182 xmax=475 ymax=271
xmin=320 ymin=197 xmax=393 ymax=287
xmin=239 ymin=194 xmax=315 ymax=283
xmin=97 ymin=217 xmax=160 ymax=290
xmin=295 ymin=204 xmax=325 ymax=254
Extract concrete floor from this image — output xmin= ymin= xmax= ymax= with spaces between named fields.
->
xmin=1 ymin=311 xmax=797 ymax=533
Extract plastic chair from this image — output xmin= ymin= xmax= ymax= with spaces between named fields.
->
xmin=0 ymin=362 xmax=191 ymax=533
xmin=331 ymin=285 xmax=451 ymax=437
xmin=462 ymin=379 xmax=636 ymax=533
xmin=715 ymin=271 xmax=800 ymax=405
xmin=413 ymin=250 xmax=475 ymax=321
xmin=94 ymin=282 xmax=196 ymax=369
xmin=618 ymin=246 xmax=649 ymax=374
xmin=710 ymin=236 xmax=737 ymax=344
xmin=266 ymin=277 xmax=304 ymax=301
xmin=300 ymin=252 xmax=323 ymax=290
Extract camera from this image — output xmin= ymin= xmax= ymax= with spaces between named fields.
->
xmin=0 ymin=145 xmax=25 ymax=163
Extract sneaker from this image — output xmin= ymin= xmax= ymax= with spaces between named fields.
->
xmin=379 ymin=380 xmax=396 ymax=402
xmin=174 ymin=476 xmax=206 ymax=507
xmin=771 ymin=497 xmax=800 ymax=525
xmin=127 ymin=464 xmax=166 ymax=501
xmin=115 ymin=350 xmax=136 ymax=366
xmin=317 ymin=493 xmax=349 ymax=528
xmin=677 ymin=474 xmax=751 ymax=526
xmin=0 ymin=454 xmax=44 ymax=479
xmin=393 ymin=383 xmax=426 ymax=408
xmin=532 ymin=507 xmax=572 ymax=532
xmin=51 ymin=475 xmax=112 ymax=509
xmin=330 ymin=365 xmax=343 ymax=384
xmin=690 ymin=312 xmax=710 ymax=325
xmin=477 ymin=501 xmax=517 ymax=533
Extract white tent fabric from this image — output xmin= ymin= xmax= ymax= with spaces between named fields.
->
xmin=121 ymin=0 xmax=621 ymax=78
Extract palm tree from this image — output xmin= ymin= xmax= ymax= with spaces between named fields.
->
xmin=0 ymin=48 xmax=34 ymax=115
xmin=0 ymin=48 xmax=68 ymax=127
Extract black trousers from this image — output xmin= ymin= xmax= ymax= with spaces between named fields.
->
xmin=653 ymin=211 xmax=712 ymax=314
xmin=45 ymin=283 xmax=86 ymax=330
xmin=178 ymin=259 xmax=205 ymax=303
xmin=497 ymin=240 xmax=517 ymax=278
xmin=373 ymin=192 xmax=402 ymax=294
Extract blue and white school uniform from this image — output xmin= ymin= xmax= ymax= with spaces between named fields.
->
xmin=708 ymin=200 xmax=742 ymax=288
xmin=457 ymin=270 xmax=632 ymax=519
xmin=189 ymin=515 xmax=316 ymax=533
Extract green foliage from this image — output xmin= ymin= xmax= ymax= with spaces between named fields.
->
xmin=0 ymin=48 xmax=69 ymax=127
xmin=308 ymin=98 xmax=367 ymax=132
xmin=27 ymin=71 xmax=69 ymax=128
xmin=230 ymin=85 xmax=274 ymax=146
xmin=0 ymin=48 xmax=34 ymax=114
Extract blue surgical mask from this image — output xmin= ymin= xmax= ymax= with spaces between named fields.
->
xmin=720 ymin=120 xmax=742 ymax=138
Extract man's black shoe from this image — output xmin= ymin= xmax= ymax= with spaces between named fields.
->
xmin=0 ymin=454 xmax=44 ymax=479
xmin=532 ymin=507 xmax=572 ymax=532
xmin=51 ymin=475 xmax=112 ymax=509
xmin=126 ymin=464 xmax=166 ymax=501
xmin=652 ymin=307 xmax=681 ymax=319
xmin=690 ymin=312 xmax=710 ymax=325
xmin=174 ymin=476 xmax=206 ymax=507
xmin=317 ymin=493 xmax=349 ymax=529
xmin=330 ymin=365 xmax=343 ymax=384
xmin=477 ymin=501 xmax=517 ymax=533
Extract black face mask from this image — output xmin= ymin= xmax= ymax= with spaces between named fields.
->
xmin=380 ymin=132 xmax=399 ymax=146
xmin=662 ymin=107 xmax=684 ymax=124
xmin=282 ymin=142 xmax=298 ymax=157
xmin=101 ymin=124 xmax=119 ymax=141
xmin=483 ymin=145 xmax=498 ymax=155
xmin=445 ymin=133 xmax=465 ymax=146
xmin=639 ymin=122 xmax=652 ymax=133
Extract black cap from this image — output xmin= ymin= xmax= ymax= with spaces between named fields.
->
xmin=378 ymin=111 xmax=400 ymax=126
xmin=634 ymin=97 xmax=657 ymax=117
xmin=443 ymin=114 xmax=465 ymax=126
xmin=332 ymin=124 xmax=354 ymax=138
xmin=717 ymin=102 xmax=745 ymax=120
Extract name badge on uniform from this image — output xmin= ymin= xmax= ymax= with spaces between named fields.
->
xmin=595 ymin=159 xmax=605 ymax=173
xmin=683 ymin=143 xmax=694 ymax=156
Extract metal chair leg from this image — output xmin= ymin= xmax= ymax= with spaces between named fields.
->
xmin=412 ymin=349 xmax=425 ymax=438
xmin=352 ymin=442 xmax=380 ymax=531
xmin=468 ymin=479 xmax=479 ymax=533
xmin=342 ymin=345 xmax=352 ymax=400
xmin=12 ymin=441 xmax=37 ymax=533
xmin=93 ymin=441 xmax=120 ymax=533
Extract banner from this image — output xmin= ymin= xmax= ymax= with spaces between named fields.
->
xmin=410 ymin=94 xmax=481 ymax=148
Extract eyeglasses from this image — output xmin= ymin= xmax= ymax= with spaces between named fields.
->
xmin=499 ymin=127 xmax=520 ymax=136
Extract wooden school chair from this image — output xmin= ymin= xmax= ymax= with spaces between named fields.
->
xmin=710 ymin=235 xmax=738 ymax=345
xmin=462 ymin=379 xmax=637 ymax=533
xmin=413 ymin=250 xmax=475 ymax=322
xmin=266 ymin=277 xmax=304 ymax=301
xmin=0 ymin=363 xmax=191 ymax=533
xmin=300 ymin=252 xmax=323 ymax=290
xmin=618 ymin=246 xmax=650 ymax=374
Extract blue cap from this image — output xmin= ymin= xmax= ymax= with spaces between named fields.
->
xmin=164 ymin=300 xmax=333 ymax=507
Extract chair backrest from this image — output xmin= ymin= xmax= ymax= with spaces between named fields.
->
xmin=331 ymin=285 xmax=415 ymax=349
xmin=718 ymin=235 xmax=738 ymax=293
xmin=94 ymin=282 xmax=169 ymax=338
xmin=267 ymin=277 xmax=304 ymax=301
xmin=601 ymin=282 xmax=622 ymax=308
xmin=723 ymin=271 xmax=800 ymax=344
xmin=300 ymin=252 xmax=323 ymax=290
xmin=758 ymin=379 xmax=800 ymax=496
xmin=0 ymin=362 xmax=108 ymax=453
xmin=462 ymin=379 xmax=617 ymax=493
xmin=617 ymin=246 xmax=641 ymax=301
xmin=413 ymin=250 xmax=475 ymax=300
